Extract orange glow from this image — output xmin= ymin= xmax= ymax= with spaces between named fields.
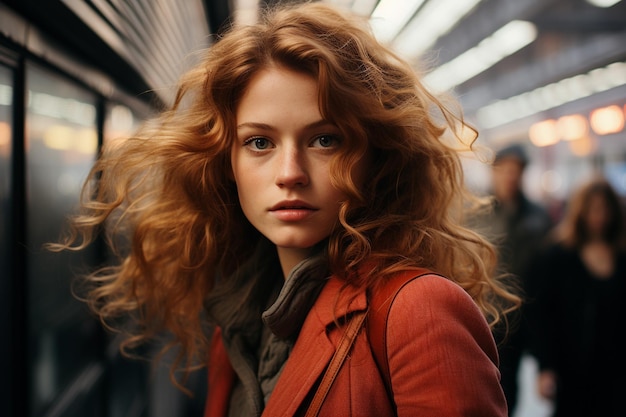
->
xmin=0 ymin=121 xmax=10 ymax=146
xmin=590 ymin=105 xmax=625 ymax=135
xmin=529 ymin=119 xmax=559 ymax=147
xmin=0 ymin=121 xmax=11 ymax=158
xmin=557 ymin=114 xmax=588 ymax=141
xmin=568 ymin=136 xmax=595 ymax=157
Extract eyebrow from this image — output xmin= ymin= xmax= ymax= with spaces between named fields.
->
xmin=236 ymin=119 xmax=336 ymax=131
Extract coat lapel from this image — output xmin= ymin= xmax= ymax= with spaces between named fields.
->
xmin=263 ymin=276 xmax=367 ymax=416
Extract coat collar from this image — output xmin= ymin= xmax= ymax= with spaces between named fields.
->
xmin=263 ymin=276 xmax=367 ymax=416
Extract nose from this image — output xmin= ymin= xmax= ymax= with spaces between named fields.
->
xmin=275 ymin=147 xmax=309 ymax=188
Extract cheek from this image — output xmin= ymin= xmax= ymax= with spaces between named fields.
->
xmin=230 ymin=147 xmax=252 ymax=187
xmin=233 ymin=172 xmax=253 ymax=203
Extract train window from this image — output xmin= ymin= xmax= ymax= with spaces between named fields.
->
xmin=25 ymin=62 xmax=105 ymax=416
xmin=0 ymin=65 xmax=10 ymax=268
xmin=0 ymin=63 xmax=13 ymax=417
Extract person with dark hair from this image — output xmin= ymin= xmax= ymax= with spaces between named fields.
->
xmin=527 ymin=177 xmax=626 ymax=417
xmin=471 ymin=142 xmax=552 ymax=415
xmin=49 ymin=3 xmax=521 ymax=416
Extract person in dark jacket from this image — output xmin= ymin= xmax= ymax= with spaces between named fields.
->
xmin=472 ymin=143 xmax=552 ymax=415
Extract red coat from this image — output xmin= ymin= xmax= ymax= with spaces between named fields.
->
xmin=205 ymin=273 xmax=507 ymax=417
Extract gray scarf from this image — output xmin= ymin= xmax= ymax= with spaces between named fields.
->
xmin=208 ymin=243 xmax=329 ymax=417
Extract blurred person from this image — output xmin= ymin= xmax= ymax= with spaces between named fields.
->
xmin=526 ymin=177 xmax=626 ymax=417
xmin=472 ymin=143 xmax=552 ymax=415
xmin=48 ymin=3 xmax=521 ymax=416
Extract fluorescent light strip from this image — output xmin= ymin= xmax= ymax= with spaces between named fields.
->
xmin=350 ymin=0 xmax=379 ymax=16
xmin=369 ymin=0 xmax=427 ymax=44
xmin=586 ymin=0 xmax=622 ymax=7
xmin=392 ymin=0 xmax=484 ymax=59
xmin=476 ymin=61 xmax=626 ymax=129
xmin=423 ymin=20 xmax=537 ymax=93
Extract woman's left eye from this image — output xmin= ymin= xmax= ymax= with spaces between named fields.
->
xmin=311 ymin=134 xmax=340 ymax=148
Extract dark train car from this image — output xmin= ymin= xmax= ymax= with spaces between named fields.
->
xmin=0 ymin=1 xmax=230 ymax=416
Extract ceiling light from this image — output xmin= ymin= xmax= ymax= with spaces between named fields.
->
xmin=476 ymin=61 xmax=626 ymax=129
xmin=568 ymin=136 xmax=595 ymax=157
xmin=528 ymin=119 xmax=560 ymax=147
xmin=423 ymin=20 xmax=537 ymax=92
xmin=369 ymin=0 xmax=427 ymax=44
xmin=586 ymin=0 xmax=622 ymax=7
xmin=392 ymin=0 xmax=485 ymax=59
xmin=557 ymin=114 xmax=589 ymax=141
xmin=590 ymin=105 xmax=625 ymax=135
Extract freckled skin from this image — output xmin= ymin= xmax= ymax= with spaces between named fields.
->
xmin=231 ymin=66 xmax=369 ymax=276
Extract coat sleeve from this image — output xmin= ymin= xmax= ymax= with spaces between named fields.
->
xmin=386 ymin=275 xmax=507 ymax=417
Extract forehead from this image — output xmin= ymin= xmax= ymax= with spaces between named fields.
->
xmin=236 ymin=66 xmax=321 ymax=123
xmin=241 ymin=65 xmax=317 ymax=98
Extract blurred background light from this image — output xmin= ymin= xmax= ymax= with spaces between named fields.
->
xmin=529 ymin=119 xmax=560 ymax=147
xmin=477 ymin=61 xmax=626 ymax=129
xmin=391 ymin=0 xmax=484 ymax=59
xmin=541 ymin=169 xmax=564 ymax=194
xmin=568 ymin=136 xmax=596 ymax=157
xmin=348 ymin=0 xmax=379 ymax=16
xmin=369 ymin=0 xmax=427 ymax=44
xmin=557 ymin=114 xmax=588 ymax=141
xmin=586 ymin=0 xmax=622 ymax=7
xmin=590 ymin=105 xmax=625 ymax=135
xmin=424 ymin=20 xmax=537 ymax=92
xmin=0 ymin=84 xmax=11 ymax=105
xmin=0 ymin=121 xmax=10 ymax=158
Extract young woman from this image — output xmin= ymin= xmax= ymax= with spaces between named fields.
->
xmin=527 ymin=177 xmax=626 ymax=417
xmin=52 ymin=3 xmax=519 ymax=416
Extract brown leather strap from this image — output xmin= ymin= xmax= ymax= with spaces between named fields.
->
xmin=304 ymin=309 xmax=367 ymax=417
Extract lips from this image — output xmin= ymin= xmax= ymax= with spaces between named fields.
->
xmin=269 ymin=200 xmax=316 ymax=211
xmin=269 ymin=200 xmax=318 ymax=221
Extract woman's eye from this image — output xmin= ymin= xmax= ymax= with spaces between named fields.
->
xmin=312 ymin=134 xmax=340 ymax=148
xmin=244 ymin=137 xmax=272 ymax=150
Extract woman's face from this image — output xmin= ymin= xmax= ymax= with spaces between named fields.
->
xmin=231 ymin=65 xmax=369 ymax=270
xmin=583 ymin=192 xmax=611 ymax=238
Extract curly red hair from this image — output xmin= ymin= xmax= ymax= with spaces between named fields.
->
xmin=50 ymin=2 xmax=520 ymax=388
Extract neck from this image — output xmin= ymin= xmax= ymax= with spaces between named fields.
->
xmin=277 ymin=247 xmax=313 ymax=279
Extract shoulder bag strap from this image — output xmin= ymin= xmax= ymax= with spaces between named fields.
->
xmin=304 ymin=309 xmax=367 ymax=417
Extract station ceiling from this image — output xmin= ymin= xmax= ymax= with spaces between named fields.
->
xmin=223 ymin=0 xmax=626 ymax=144
xmin=2 ymin=0 xmax=625 ymax=144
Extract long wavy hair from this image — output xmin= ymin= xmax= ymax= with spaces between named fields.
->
xmin=552 ymin=176 xmax=626 ymax=250
xmin=50 ymin=1 xmax=520 ymax=386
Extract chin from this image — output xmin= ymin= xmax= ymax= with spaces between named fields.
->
xmin=273 ymin=237 xmax=327 ymax=250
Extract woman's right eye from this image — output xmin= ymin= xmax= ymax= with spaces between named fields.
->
xmin=243 ymin=137 xmax=273 ymax=150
